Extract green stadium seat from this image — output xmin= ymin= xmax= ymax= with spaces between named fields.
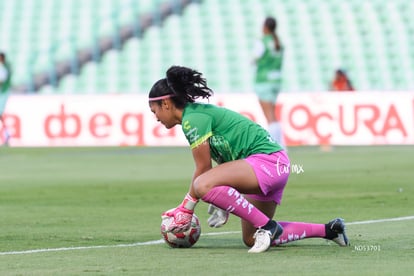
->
xmin=2 ymin=0 xmax=414 ymax=94
xmin=0 ymin=0 xmax=161 ymax=92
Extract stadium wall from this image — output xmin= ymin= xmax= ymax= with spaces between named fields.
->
xmin=1 ymin=93 xmax=413 ymax=147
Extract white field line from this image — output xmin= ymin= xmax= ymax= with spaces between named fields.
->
xmin=346 ymin=216 xmax=414 ymax=225
xmin=1 ymin=215 xmax=413 ymax=256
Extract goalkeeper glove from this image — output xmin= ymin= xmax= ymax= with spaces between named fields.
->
xmin=162 ymin=193 xmax=198 ymax=233
xmin=207 ymin=204 xmax=229 ymax=228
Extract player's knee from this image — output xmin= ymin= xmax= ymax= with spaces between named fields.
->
xmin=243 ymin=236 xmax=255 ymax=247
xmin=242 ymin=226 xmax=256 ymax=247
xmin=192 ymin=175 xmax=210 ymax=198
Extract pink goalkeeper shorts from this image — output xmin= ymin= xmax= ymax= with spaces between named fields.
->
xmin=244 ymin=150 xmax=290 ymax=205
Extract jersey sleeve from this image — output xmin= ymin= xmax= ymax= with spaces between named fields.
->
xmin=0 ymin=66 xmax=8 ymax=82
xmin=252 ymin=39 xmax=265 ymax=60
xmin=182 ymin=112 xmax=213 ymax=149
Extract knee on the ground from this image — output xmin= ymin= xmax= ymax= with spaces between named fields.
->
xmin=243 ymin=236 xmax=254 ymax=247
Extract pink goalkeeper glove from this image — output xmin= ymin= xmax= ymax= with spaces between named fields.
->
xmin=162 ymin=193 xmax=198 ymax=233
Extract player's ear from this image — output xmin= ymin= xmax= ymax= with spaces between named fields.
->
xmin=162 ymin=99 xmax=169 ymax=109
xmin=162 ymin=98 xmax=173 ymax=109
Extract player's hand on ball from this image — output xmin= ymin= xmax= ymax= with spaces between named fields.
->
xmin=162 ymin=206 xmax=194 ymax=233
xmin=207 ymin=204 xmax=229 ymax=228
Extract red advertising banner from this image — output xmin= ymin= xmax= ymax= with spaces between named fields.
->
xmin=277 ymin=92 xmax=414 ymax=145
xmin=1 ymin=93 xmax=413 ymax=146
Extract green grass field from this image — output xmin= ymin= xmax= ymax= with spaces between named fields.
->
xmin=0 ymin=146 xmax=413 ymax=275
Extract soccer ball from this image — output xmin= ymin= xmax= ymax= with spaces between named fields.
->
xmin=161 ymin=214 xmax=201 ymax=248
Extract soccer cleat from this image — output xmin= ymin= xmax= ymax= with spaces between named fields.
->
xmin=248 ymin=220 xmax=284 ymax=253
xmin=325 ymin=218 xmax=349 ymax=246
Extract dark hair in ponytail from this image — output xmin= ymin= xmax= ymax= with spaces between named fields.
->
xmin=264 ymin=16 xmax=281 ymax=51
xmin=149 ymin=66 xmax=213 ymax=109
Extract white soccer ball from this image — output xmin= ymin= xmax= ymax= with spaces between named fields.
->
xmin=161 ymin=214 xmax=201 ymax=248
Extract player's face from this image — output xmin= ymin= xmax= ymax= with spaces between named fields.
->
xmin=149 ymin=101 xmax=176 ymax=129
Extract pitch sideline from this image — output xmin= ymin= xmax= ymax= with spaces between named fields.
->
xmin=1 ymin=215 xmax=413 ymax=256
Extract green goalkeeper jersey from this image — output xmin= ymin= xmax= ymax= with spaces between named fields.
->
xmin=255 ymin=35 xmax=283 ymax=84
xmin=0 ymin=61 xmax=11 ymax=114
xmin=181 ymin=103 xmax=283 ymax=164
xmin=0 ymin=61 xmax=12 ymax=93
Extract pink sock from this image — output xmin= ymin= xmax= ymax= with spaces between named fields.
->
xmin=272 ymin=221 xmax=326 ymax=245
xmin=202 ymin=186 xmax=269 ymax=228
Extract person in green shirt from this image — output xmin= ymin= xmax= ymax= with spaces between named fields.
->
xmin=253 ymin=16 xmax=285 ymax=149
xmin=0 ymin=52 xmax=12 ymax=145
xmin=148 ymin=66 xmax=348 ymax=253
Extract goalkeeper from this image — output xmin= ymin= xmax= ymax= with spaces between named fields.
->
xmin=149 ymin=66 xmax=349 ymax=253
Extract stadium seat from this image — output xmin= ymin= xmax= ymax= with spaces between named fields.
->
xmin=1 ymin=0 xmax=414 ymax=93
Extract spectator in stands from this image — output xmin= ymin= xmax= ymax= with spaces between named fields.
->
xmin=0 ymin=52 xmax=12 ymax=145
xmin=252 ymin=16 xmax=286 ymax=149
xmin=321 ymin=69 xmax=355 ymax=152
xmin=330 ymin=69 xmax=354 ymax=91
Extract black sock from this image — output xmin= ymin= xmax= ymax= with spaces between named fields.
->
xmin=324 ymin=223 xmax=337 ymax=239
xmin=263 ymin=220 xmax=276 ymax=230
